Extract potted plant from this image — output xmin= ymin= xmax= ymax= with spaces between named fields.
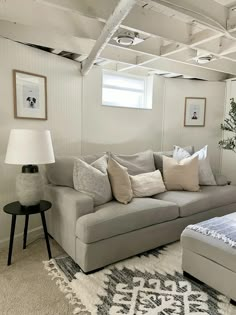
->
xmin=219 ymin=98 xmax=236 ymax=152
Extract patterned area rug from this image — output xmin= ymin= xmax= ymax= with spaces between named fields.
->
xmin=44 ymin=242 xmax=235 ymax=314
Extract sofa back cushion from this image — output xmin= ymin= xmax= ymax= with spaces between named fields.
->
xmin=46 ymin=153 xmax=104 ymax=187
xmin=154 ymin=145 xmax=194 ymax=173
xmin=46 ymin=156 xmax=76 ymax=188
xmin=108 ymin=150 xmax=155 ymax=175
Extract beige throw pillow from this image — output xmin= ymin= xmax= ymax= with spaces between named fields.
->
xmin=73 ymin=156 xmax=112 ymax=206
xmin=163 ymin=156 xmax=200 ymax=191
xmin=107 ymin=158 xmax=133 ymax=204
xmin=130 ymin=170 xmax=166 ymax=197
xmin=173 ymin=145 xmax=216 ymax=186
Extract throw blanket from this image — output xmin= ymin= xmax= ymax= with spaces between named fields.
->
xmin=187 ymin=216 xmax=236 ymax=248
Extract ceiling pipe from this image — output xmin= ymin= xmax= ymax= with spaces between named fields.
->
xmin=81 ymin=0 xmax=137 ymax=75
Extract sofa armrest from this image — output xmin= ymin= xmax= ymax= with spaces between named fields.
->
xmin=44 ymin=184 xmax=94 ymax=221
xmin=214 ymin=174 xmax=228 ymax=186
xmin=44 ymin=184 xmax=94 ymax=259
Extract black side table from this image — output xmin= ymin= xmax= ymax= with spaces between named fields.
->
xmin=3 ymin=200 xmax=52 ymax=266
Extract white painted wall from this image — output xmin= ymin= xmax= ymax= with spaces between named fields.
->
xmin=82 ymin=67 xmax=165 ymax=154
xmin=162 ymin=78 xmax=226 ymax=173
xmin=82 ymin=68 xmax=226 ymax=173
xmin=221 ymin=80 xmax=236 ymax=184
xmin=0 ymin=38 xmax=82 ymax=246
xmin=0 ymin=38 xmax=227 ymax=247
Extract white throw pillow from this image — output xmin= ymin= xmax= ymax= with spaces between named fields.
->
xmin=130 ymin=170 xmax=166 ymax=197
xmin=73 ymin=155 xmax=112 ymax=206
xmin=173 ymin=146 xmax=192 ymax=162
xmin=173 ymin=145 xmax=216 ymax=186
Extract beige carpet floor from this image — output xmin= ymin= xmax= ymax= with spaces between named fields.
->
xmin=0 ymin=237 xmax=74 ymax=315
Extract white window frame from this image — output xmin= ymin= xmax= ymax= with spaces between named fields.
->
xmin=102 ymin=70 xmax=152 ymax=110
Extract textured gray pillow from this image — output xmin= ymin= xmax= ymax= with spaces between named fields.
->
xmin=154 ymin=146 xmax=194 ymax=173
xmin=46 ymin=153 xmax=105 ymax=188
xmin=108 ymin=150 xmax=155 ymax=175
xmin=73 ymin=156 xmax=112 ymax=206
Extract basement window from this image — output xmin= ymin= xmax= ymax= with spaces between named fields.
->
xmin=102 ymin=71 xmax=152 ymax=109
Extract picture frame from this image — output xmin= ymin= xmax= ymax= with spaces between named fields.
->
xmin=184 ymin=97 xmax=206 ymax=127
xmin=13 ymin=70 xmax=47 ymax=120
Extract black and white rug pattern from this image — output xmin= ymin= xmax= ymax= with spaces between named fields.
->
xmin=44 ymin=243 xmax=234 ymax=314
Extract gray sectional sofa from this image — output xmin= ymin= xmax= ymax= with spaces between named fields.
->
xmin=45 ymin=150 xmax=236 ymax=273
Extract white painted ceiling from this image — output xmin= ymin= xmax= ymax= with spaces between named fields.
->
xmin=213 ymin=0 xmax=236 ymax=7
xmin=1 ymin=0 xmax=236 ymax=80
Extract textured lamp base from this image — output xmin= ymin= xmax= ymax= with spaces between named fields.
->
xmin=16 ymin=165 xmax=43 ymax=206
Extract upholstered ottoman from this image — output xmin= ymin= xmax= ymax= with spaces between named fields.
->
xmin=181 ymin=213 xmax=236 ymax=305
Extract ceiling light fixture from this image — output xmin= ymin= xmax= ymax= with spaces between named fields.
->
xmin=192 ymin=52 xmax=217 ymax=65
xmin=117 ymin=33 xmax=134 ymax=46
xmin=196 ymin=54 xmax=215 ymax=64
xmin=113 ymin=31 xmax=144 ymax=46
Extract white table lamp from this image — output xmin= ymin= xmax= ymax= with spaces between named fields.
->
xmin=5 ymin=129 xmax=55 ymax=206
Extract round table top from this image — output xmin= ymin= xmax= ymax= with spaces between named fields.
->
xmin=3 ymin=200 xmax=52 ymax=215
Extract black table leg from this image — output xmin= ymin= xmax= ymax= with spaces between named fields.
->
xmin=230 ymin=299 xmax=236 ymax=306
xmin=23 ymin=214 xmax=29 ymax=249
xmin=40 ymin=212 xmax=52 ymax=259
xmin=8 ymin=215 xmax=16 ymax=266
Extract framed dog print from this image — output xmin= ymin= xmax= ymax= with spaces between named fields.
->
xmin=13 ymin=70 xmax=47 ymax=120
xmin=184 ymin=97 xmax=206 ymax=127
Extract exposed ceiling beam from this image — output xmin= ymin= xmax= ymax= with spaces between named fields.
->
xmin=51 ymin=48 xmax=62 ymax=54
xmin=0 ymin=19 xmax=233 ymax=79
xmin=37 ymin=0 xmax=118 ymax=21
xmin=160 ymin=43 xmax=185 ymax=57
xmin=38 ymin=0 xmax=191 ymax=43
xmin=0 ymin=20 xmax=95 ymax=56
xmin=196 ymin=36 xmax=236 ymax=56
xmin=0 ymin=1 xmax=105 ymax=40
xmin=164 ymin=49 xmax=236 ymax=75
xmin=117 ymin=57 xmax=228 ymax=81
xmin=190 ymin=29 xmax=223 ymax=46
xmin=151 ymin=0 xmax=229 ymax=32
xmin=0 ymin=22 xmax=226 ymax=81
xmin=37 ymin=0 xmax=236 ymax=64
xmin=81 ymin=0 xmax=137 ymax=75
xmin=117 ymin=55 xmax=159 ymax=72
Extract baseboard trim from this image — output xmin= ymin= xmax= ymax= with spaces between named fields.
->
xmin=0 ymin=226 xmax=44 ymax=250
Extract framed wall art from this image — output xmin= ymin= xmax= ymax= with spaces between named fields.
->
xmin=13 ymin=70 xmax=47 ymax=120
xmin=184 ymin=97 xmax=206 ymax=127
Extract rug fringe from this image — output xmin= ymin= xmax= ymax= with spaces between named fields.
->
xmin=43 ymin=259 xmax=91 ymax=315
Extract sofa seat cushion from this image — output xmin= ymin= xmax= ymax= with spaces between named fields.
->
xmin=76 ymin=198 xmax=178 ymax=243
xmin=153 ymin=185 xmax=236 ymax=217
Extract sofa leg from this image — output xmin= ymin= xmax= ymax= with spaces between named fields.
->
xmin=230 ymin=299 xmax=236 ymax=306
xmin=183 ymin=271 xmax=203 ymax=285
xmin=81 ymin=266 xmax=104 ymax=275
